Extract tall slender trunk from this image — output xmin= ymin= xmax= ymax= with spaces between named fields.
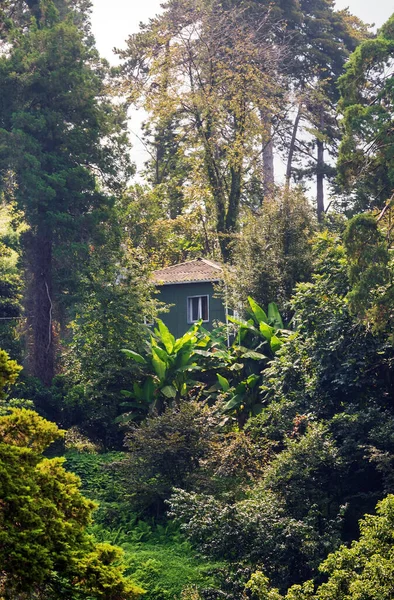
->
xmin=201 ymin=143 xmax=227 ymax=257
xmin=226 ymin=168 xmax=242 ymax=234
xmin=190 ymin=60 xmax=243 ymax=262
xmin=316 ymin=138 xmax=324 ymax=222
xmin=220 ymin=165 xmax=242 ymax=261
xmin=29 ymin=225 xmax=54 ymax=385
xmin=263 ymin=138 xmax=274 ymax=198
xmin=285 ymin=104 xmax=302 ymax=189
xmin=261 ymin=110 xmax=274 ymax=198
xmin=316 ymin=110 xmax=325 ymax=222
xmin=26 ymin=0 xmax=41 ymax=20
xmin=194 ymin=108 xmax=238 ymax=262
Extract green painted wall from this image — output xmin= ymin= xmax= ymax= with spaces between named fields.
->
xmin=156 ymin=282 xmax=226 ymax=338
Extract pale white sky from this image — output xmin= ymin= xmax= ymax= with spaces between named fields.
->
xmin=91 ymin=0 xmax=163 ymax=63
xmin=90 ymin=0 xmax=394 ymax=172
xmin=91 ymin=0 xmax=393 ymax=64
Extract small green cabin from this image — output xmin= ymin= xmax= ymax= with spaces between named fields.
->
xmin=152 ymin=258 xmax=226 ymax=338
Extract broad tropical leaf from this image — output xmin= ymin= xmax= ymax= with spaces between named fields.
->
xmin=156 ymin=319 xmax=175 ymax=354
xmin=270 ymin=335 xmax=283 ymax=353
xmin=223 ymin=394 xmax=243 ymax=412
xmin=268 ymin=302 xmax=284 ymax=329
xmin=241 ymin=350 xmax=268 ymax=360
xmin=152 ymin=348 xmax=167 ymax=381
xmin=217 ymin=373 xmax=230 ymax=391
xmin=259 ymin=321 xmax=274 ymax=341
xmin=161 ymin=385 xmax=177 ymax=399
xmin=143 ymin=377 xmax=155 ymax=403
xmin=150 ymin=339 xmax=169 ymax=363
xmin=121 ymin=349 xmax=147 ymax=364
xmin=248 ymin=297 xmax=268 ymax=324
xmin=228 ymin=315 xmax=258 ymax=333
xmin=173 ymin=326 xmax=199 ymax=352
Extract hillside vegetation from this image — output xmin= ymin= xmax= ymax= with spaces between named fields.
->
xmin=1 ymin=1 xmax=394 ymax=598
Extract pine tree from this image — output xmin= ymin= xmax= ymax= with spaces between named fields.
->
xmin=338 ymin=15 xmax=394 ymax=212
xmin=0 ymin=0 xmax=132 ymax=383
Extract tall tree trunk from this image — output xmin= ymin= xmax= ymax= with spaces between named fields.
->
xmin=285 ymin=104 xmax=302 ymax=189
xmin=220 ymin=165 xmax=242 ymax=261
xmin=192 ymin=75 xmax=243 ymax=262
xmin=261 ymin=110 xmax=274 ymax=198
xmin=316 ymin=110 xmax=325 ymax=222
xmin=202 ymin=146 xmax=228 ymax=258
xmin=26 ymin=0 xmax=41 ymax=21
xmin=29 ymin=225 xmax=54 ymax=386
xmin=194 ymin=109 xmax=233 ymax=262
xmin=316 ymin=138 xmax=325 ymax=222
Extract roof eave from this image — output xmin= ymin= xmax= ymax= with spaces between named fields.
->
xmin=154 ymin=278 xmax=222 ymax=286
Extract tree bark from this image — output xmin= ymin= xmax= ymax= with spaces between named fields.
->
xmin=316 ymin=110 xmax=325 ymax=222
xmin=190 ymin=69 xmax=243 ymax=262
xmin=220 ymin=165 xmax=242 ymax=261
xmin=194 ymin=109 xmax=236 ymax=262
xmin=316 ymin=138 xmax=325 ymax=222
xmin=26 ymin=0 xmax=41 ymax=21
xmin=285 ymin=104 xmax=302 ymax=189
xmin=263 ymin=138 xmax=274 ymax=198
xmin=28 ymin=225 xmax=55 ymax=386
xmin=261 ymin=111 xmax=274 ymax=198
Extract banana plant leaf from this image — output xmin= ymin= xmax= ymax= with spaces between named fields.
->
xmin=155 ymin=318 xmax=175 ymax=354
xmin=248 ymin=296 xmax=268 ymax=324
xmin=268 ymin=302 xmax=284 ymax=329
xmin=121 ymin=349 xmax=147 ymax=364
xmin=161 ymin=385 xmax=177 ymax=399
xmin=217 ymin=373 xmax=230 ymax=391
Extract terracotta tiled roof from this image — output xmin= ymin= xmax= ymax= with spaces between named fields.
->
xmin=152 ymin=258 xmax=223 ymax=285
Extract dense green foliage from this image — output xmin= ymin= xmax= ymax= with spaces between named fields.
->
xmin=0 ymin=0 xmax=132 ymax=383
xmin=225 ymin=190 xmax=316 ymax=313
xmin=338 ymin=15 xmax=394 ymax=211
xmin=286 ymin=494 xmax=394 ymax=600
xmin=3 ymin=2 xmax=394 ymax=599
xmin=0 ymin=351 xmax=143 ymax=599
xmin=0 ymin=208 xmax=23 ymax=358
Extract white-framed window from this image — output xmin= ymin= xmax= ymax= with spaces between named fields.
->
xmin=187 ymin=295 xmax=209 ymax=323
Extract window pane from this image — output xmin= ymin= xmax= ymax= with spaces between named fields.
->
xmin=188 ymin=296 xmax=209 ymax=322
xmin=192 ymin=297 xmax=199 ymax=321
xmin=201 ymin=296 xmax=208 ymax=321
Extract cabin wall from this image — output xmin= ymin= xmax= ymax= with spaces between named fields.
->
xmin=157 ymin=282 xmax=226 ymax=338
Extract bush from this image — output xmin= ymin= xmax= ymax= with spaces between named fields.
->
xmin=168 ymin=487 xmax=324 ymax=590
xmin=118 ymin=401 xmax=219 ymax=516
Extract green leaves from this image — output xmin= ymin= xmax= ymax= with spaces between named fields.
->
xmin=155 ymin=319 xmax=175 ymax=354
xmin=270 ymin=335 xmax=283 ymax=353
xmin=122 ymin=320 xmax=209 ymax=415
xmin=122 ymin=299 xmax=288 ymax=427
xmin=0 ymin=408 xmax=143 ymax=598
xmin=242 ymin=350 xmax=268 ymax=360
xmin=0 ymin=7 xmax=133 ymax=384
xmin=223 ymin=394 xmax=244 ymax=412
xmin=161 ymin=385 xmax=177 ymax=399
xmin=338 ymin=16 xmax=394 ymax=209
xmin=248 ymin=296 xmax=268 ymax=324
xmin=151 ymin=348 xmax=167 ymax=382
xmin=285 ymin=495 xmax=394 ymax=600
xmin=121 ymin=349 xmax=147 ymax=364
xmin=260 ymin=321 xmax=274 ymax=341
xmin=268 ymin=302 xmax=284 ymax=330
xmin=217 ymin=373 xmax=230 ymax=392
